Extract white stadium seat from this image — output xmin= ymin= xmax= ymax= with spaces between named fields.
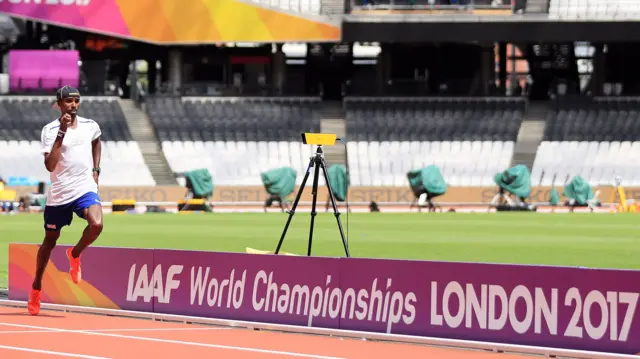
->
xmin=531 ymin=141 xmax=640 ymax=187
xmin=162 ymin=141 xmax=323 ymax=186
xmin=345 ymin=140 xmax=515 ymax=187
xmin=549 ymin=0 xmax=640 ymax=19
xmin=0 ymin=140 xmax=156 ymax=186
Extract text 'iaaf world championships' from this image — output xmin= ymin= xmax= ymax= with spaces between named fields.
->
xmin=125 ymin=264 xmax=639 ymax=341
xmin=126 ymin=264 xmax=416 ymax=332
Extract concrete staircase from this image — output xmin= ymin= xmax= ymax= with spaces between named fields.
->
xmin=319 ymin=101 xmax=347 ymax=168
xmin=118 ymin=99 xmax=176 ymax=185
xmin=510 ymin=101 xmax=548 ymax=171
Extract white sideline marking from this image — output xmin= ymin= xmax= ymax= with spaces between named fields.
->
xmin=0 ymin=322 xmax=345 ymax=359
xmin=0 ymin=344 xmax=111 ymax=358
xmin=1 ymin=300 xmax=635 ymax=359
xmin=0 ymin=327 xmax=229 ymax=334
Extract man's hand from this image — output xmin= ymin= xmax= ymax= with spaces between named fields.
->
xmin=59 ymin=113 xmax=73 ymax=131
xmin=93 ymin=171 xmax=99 ymax=186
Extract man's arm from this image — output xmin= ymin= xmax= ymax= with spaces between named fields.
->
xmin=92 ymin=137 xmax=101 ymax=170
xmin=91 ymin=122 xmax=102 ymax=184
xmin=42 ymin=128 xmax=65 ymax=172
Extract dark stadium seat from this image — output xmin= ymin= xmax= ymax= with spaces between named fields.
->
xmin=0 ymin=96 xmax=133 ymax=142
xmin=344 ymin=97 xmax=525 ymax=186
xmin=0 ymin=96 xmax=154 ymax=186
xmin=532 ymin=97 xmax=640 ymax=187
xmin=543 ymin=98 xmax=640 ymax=142
xmin=345 ymin=97 xmax=525 ymax=142
xmin=146 ymin=97 xmax=322 ymax=142
xmin=147 ymin=96 xmax=324 ymax=186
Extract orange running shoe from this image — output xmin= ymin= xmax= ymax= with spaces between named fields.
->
xmin=66 ymin=248 xmax=82 ymax=284
xmin=28 ymin=289 xmax=40 ymax=315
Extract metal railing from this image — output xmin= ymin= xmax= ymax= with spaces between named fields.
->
xmin=8 ymin=78 xmax=71 ymax=94
xmin=5 ymin=77 xmax=120 ymax=97
xmin=349 ymin=0 xmax=512 ymax=11
xmin=154 ymin=82 xmax=317 ymax=98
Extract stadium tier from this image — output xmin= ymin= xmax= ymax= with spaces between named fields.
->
xmin=543 ymin=98 xmax=640 ymax=142
xmin=549 ymin=0 xmax=640 ymax=18
xmin=0 ymin=96 xmax=155 ymax=186
xmin=532 ymin=98 xmax=640 ymax=186
xmin=0 ymin=96 xmax=132 ymax=142
xmin=162 ymin=140 xmax=320 ymax=186
xmin=345 ymin=97 xmax=524 ymax=186
xmin=147 ymin=97 xmax=322 ymax=142
xmin=3 ymin=95 xmax=640 ymax=189
xmin=148 ymin=97 xmax=324 ymax=186
xmin=347 ymin=140 xmax=515 ymax=186
xmin=250 ymin=0 xmax=321 ymax=14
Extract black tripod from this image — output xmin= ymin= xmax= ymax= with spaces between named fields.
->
xmin=274 ymin=145 xmax=350 ymax=257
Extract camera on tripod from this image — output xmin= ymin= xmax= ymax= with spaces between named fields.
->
xmin=274 ymin=133 xmax=350 ymax=258
xmin=300 ymin=133 xmax=337 ymax=146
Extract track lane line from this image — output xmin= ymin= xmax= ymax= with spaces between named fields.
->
xmin=0 ymin=327 xmax=229 ymax=334
xmin=0 ymin=344 xmax=111 ymax=358
xmin=0 ymin=322 xmax=346 ymax=359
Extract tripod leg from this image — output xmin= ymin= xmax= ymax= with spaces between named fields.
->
xmin=320 ymin=159 xmax=350 ymax=257
xmin=275 ymin=159 xmax=313 ymax=254
xmin=307 ymin=159 xmax=321 ymax=256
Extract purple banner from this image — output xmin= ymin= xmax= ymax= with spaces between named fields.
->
xmin=339 ymin=258 xmax=640 ymax=354
xmin=8 ymin=243 xmax=640 ymax=355
xmin=150 ymin=250 xmax=341 ymax=329
xmin=8 ymin=50 xmax=79 ymax=90
xmin=9 ymin=243 xmax=153 ymax=312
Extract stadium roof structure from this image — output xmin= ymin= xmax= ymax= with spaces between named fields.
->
xmin=342 ymin=13 xmax=640 ymax=42
xmin=3 ymin=0 xmax=640 ymax=44
xmin=0 ymin=0 xmax=341 ymax=44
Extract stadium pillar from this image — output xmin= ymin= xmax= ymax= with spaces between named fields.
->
xmin=25 ymin=21 xmax=33 ymax=44
xmin=119 ymin=61 xmax=130 ymax=99
xmin=381 ymin=44 xmax=391 ymax=95
xmin=498 ymin=42 xmax=507 ymax=95
xmin=481 ymin=46 xmax=493 ymax=96
xmin=148 ymin=59 xmax=157 ymax=95
xmin=168 ymin=49 xmax=183 ymax=95
xmin=376 ymin=50 xmax=383 ymax=95
xmin=592 ymin=44 xmax=605 ymax=96
xmin=272 ymin=44 xmax=285 ymax=95
xmin=34 ymin=23 xmax=43 ymax=44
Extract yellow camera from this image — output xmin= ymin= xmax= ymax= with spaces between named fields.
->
xmin=300 ymin=133 xmax=337 ymax=146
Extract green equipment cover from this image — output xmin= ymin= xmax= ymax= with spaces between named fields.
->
xmin=549 ymin=187 xmax=560 ymax=206
xmin=184 ymin=169 xmax=214 ymax=199
xmin=327 ymin=164 xmax=349 ymax=202
xmin=407 ymin=165 xmax=447 ymax=197
xmin=563 ymin=176 xmax=594 ymax=205
xmin=261 ymin=167 xmax=297 ymax=198
xmin=494 ymin=165 xmax=531 ymax=199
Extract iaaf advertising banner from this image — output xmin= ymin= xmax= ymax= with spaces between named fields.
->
xmin=8 ymin=243 xmax=640 ymax=355
xmin=0 ymin=0 xmax=340 ymax=43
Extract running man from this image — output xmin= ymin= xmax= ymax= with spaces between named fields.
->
xmin=28 ymin=86 xmax=104 ymax=315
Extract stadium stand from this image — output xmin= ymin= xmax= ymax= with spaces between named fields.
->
xmin=345 ymin=97 xmax=524 ymax=186
xmin=248 ymin=0 xmax=321 ymax=14
xmin=147 ymin=97 xmax=324 ymax=185
xmin=0 ymin=96 xmax=156 ymax=186
xmin=531 ymin=97 xmax=640 ymax=186
xmin=548 ymin=0 xmax=640 ymax=19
